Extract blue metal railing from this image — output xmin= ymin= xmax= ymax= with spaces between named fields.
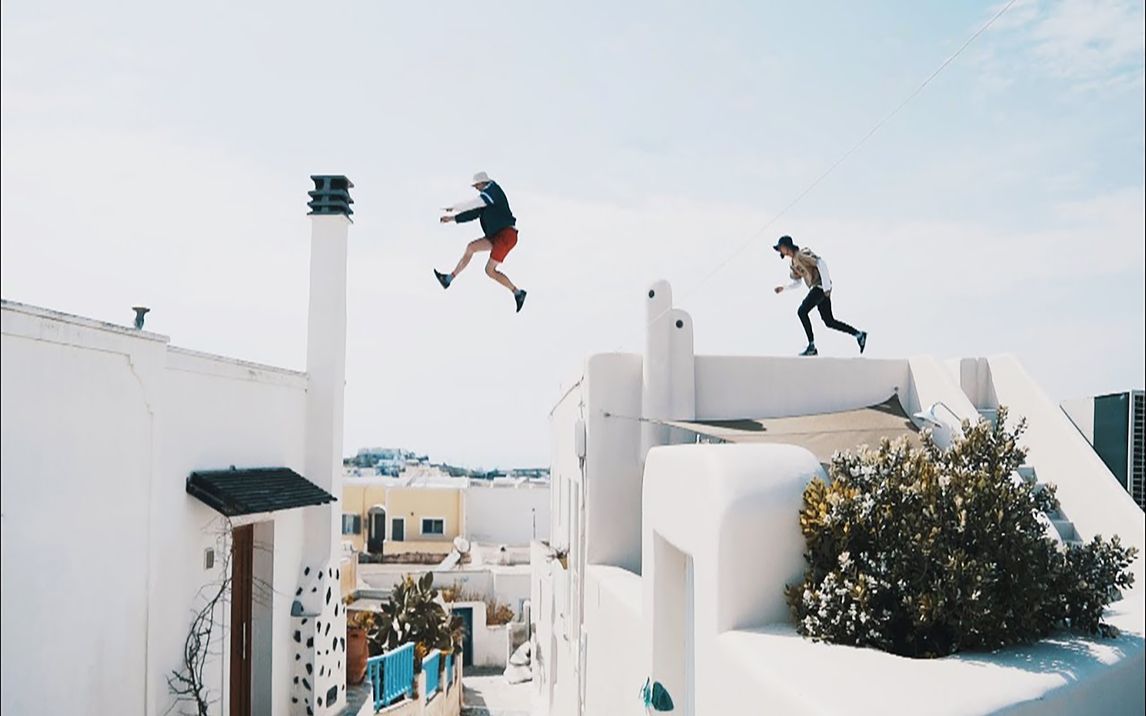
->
xmin=365 ymin=642 xmax=415 ymax=709
xmin=445 ymin=651 xmax=455 ymax=692
xmin=424 ymin=649 xmax=441 ymax=701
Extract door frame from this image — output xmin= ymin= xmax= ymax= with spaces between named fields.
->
xmin=367 ymin=507 xmax=387 ymax=553
xmin=452 ymin=606 xmax=474 ymax=666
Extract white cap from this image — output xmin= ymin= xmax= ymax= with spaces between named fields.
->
xmin=472 ymin=171 xmax=492 ymax=185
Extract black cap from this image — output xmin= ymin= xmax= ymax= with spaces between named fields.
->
xmin=773 ymin=235 xmax=796 ymax=256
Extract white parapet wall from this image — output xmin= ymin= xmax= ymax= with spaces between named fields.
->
xmin=465 ymin=481 xmax=551 ymax=545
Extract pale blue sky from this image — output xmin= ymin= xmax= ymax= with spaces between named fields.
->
xmin=3 ymin=0 xmax=1143 ymax=467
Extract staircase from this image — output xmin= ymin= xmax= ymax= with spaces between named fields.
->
xmin=979 ymin=409 xmax=1083 ymax=547
xmin=1017 ymin=465 xmax=1082 ymax=547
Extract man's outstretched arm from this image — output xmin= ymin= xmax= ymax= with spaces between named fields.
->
xmin=441 ymin=190 xmax=495 ymax=223
xmin=774 ymin=277 xmax=803 ymax=294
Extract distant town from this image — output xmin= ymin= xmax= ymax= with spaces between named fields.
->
xmin=344 ymin=446 xmax=550 ymax=481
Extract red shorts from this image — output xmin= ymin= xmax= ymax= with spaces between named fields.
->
xmin=489 ymin=227 xmax=518 ymax=263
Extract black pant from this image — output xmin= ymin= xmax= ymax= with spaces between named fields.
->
xmin=798 ymin=287 xmax=858 ymax=343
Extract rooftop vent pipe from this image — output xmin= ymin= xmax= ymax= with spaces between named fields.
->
xmin=132 ymin=306 xmax=150 ymax=330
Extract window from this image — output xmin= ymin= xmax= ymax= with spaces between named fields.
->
xmin=421 ymin=518 xmax=445 ymax=536
xmin=341 ymin=514 xmax=362 ymax=535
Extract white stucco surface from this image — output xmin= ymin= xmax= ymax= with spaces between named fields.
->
xmin=1 ymin=300 xmax=315 ymax=716
xmin=157 ymin=347 xmax=310 ymax=716
xmin=465 ymin=482 xmax=551 ymax=545
xmin=2 ymin=303 xmax=160 ymax=716
xmin=359 ymin=565 xmax=533 ymax=618
xmin=532 ymin=283 xmax=1145 ymax=716
xmin=4 ymin=203 xmax=356 ymax=716
xmin=1060 ymin=396 xmax=1096 ymax=443
xmin=720 ymin=600 xmax=1144 ymax=715
xmin=452 ymin=600 xmax=512 ymax=669
xmin=642 ymin=443 xmax=824 ymax=714
xmin=582 ymin=565 xmax=645 ymax=716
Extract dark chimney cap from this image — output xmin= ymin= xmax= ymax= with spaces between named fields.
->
xmin=308 ymin=175 xmax=354 ymax=217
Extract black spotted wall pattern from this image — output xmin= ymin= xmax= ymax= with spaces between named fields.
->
xmin=290 ymin=561 xmax=346 ymax=716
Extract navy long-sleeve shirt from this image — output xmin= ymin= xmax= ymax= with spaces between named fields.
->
xmin=448 ymin=181 xmax=517 ymax=237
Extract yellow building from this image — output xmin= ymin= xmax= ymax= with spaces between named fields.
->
xmin=341 ymin=472 xmax=465 ymax=557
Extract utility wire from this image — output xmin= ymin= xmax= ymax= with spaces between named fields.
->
xmin=619 ymin=0 xmax=1021 ymax=348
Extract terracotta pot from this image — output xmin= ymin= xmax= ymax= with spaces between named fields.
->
xmin=347 ymin=626 xmax=369 ymax=685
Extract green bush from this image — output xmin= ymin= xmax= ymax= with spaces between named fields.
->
xmin=786 ymin=406 xmax=1137 ymax=658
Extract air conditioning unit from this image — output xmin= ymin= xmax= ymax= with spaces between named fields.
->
xmin=1062 ymin=390 xmax=1145 ymax=511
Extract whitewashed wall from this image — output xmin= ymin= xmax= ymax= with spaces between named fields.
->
xmin=2 ymin=304 xmax=160 ymax=716
xmin=156 ymin=347 xmax=309 ymax=716
xmin=543 ymin=343 xmax=1144 ymax=716
xmin=1 ymin=301 xmax=313 ymax=716
xmin=582 ymin=566 xmax=645 ymax=716
xmin=465 ymin=483 xmax=550 ymax=544
xmin=360 ymin=567 xmax=532 ymax=618
xmin=449 ymin=600 xmax=510 ymax=669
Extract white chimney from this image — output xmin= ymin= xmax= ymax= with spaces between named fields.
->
xmin=293 ymin=175 xmax=353 ymax=716
xmin=641 ymin=281 xmax=696 ymax=462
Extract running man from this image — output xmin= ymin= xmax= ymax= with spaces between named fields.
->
xmin=773 ymin=235 xmax=867 ymax=356
xmin=435 ymin=171 xmax=527 ymax=313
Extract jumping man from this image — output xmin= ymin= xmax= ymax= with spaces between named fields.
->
xmin=773 ymin=235 xmax=867 ymax=356
xmin=435 ymin=171 xmax=527 ymax=313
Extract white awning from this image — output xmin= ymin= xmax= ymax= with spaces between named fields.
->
xmin=660 ymin=394 xmax=922 ymax=463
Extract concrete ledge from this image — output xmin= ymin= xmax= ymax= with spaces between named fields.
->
xmin=720 ymin=597 xmax=1145 ymax=716
xmin=167 ymin=345 xmax=307 ymax=384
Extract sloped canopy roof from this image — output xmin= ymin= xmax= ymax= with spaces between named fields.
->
xmin=186 ymin=467 xmax=336 ymax=516
xmin=662 ymin=394 xmax=922 ymax=463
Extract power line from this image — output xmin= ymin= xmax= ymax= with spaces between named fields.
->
xmin=620 ymin=0 xmax=1021 ymax=348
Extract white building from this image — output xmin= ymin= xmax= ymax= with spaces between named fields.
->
xmin=465 ymin=476 xmax=551 ymax=545
xmin=531 ymin=281 xmax=1145 ymax=716
xmin=1 ymin=176 xmax=356 ymax=716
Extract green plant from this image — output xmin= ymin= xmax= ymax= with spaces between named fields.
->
xmin=786 ymin=406 xmax=1137 ymax=658
xmin=373 ymin=573 xmax=464 ymax=667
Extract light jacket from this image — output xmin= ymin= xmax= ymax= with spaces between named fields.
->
xmin=782 ymin=248 xmax=833 ymax=293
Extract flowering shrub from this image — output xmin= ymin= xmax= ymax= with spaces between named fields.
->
xmin=786 ymin=407 xmax=1137 ymax=658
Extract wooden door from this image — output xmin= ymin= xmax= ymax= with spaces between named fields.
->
xmin=230 ymin=524 xmax=254 ymax=716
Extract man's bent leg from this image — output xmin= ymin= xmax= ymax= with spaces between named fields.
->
xmin=453 ymin=238 xmax=492 ymax=278
xmin=817 ymin=296 xmax=859 ymax=336
xmin=485 ymin=259 xmax=518 ymax=293
xmin=797 ymin=288 xmax=823 ymax=344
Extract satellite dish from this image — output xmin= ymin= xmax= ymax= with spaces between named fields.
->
xmin=453 ymin=536 xmax=471 ymax=554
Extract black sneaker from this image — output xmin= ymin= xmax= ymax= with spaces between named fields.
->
xmin=434 ymin=270 xmax=452 ymax=289
xmin=799 ymin=344 xmax=818 ymax=356
xmin=514 ymin=289 xmax=527 ymax=313
xmin=856 ymin=331 xmax=868 ymax=354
